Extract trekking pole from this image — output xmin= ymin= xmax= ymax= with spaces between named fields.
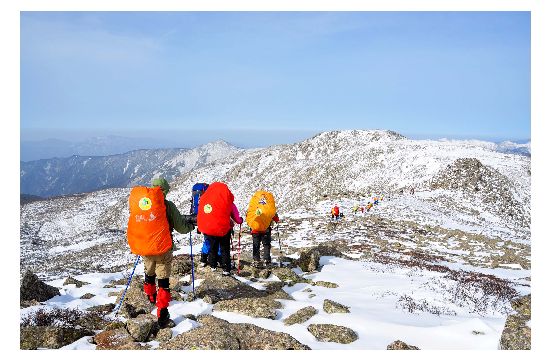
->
xmin=230 ymin=229 xmax=236 ymax=269
xmin=277 ymin=223 xmax=282 ymax=267
xmin=189 ymin=231 xmax=195 ymax=297
xmin=113 ymin=255 xmax=141 ymax=318
xmin=237 ymin=224 xmax=242 ymax=275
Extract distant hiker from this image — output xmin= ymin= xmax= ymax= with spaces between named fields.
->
xmin=352 ymin=205 xmax=359 ymax=214
xmin=197 ymin=182 xmax=243 ymax=276
xmin=366 ymin=202 xmax=373 ymax=211
xmin=331 ymin=205 xmax=340 ymax=220
xmin=127 ymin=178 xmax=196 ymax=328
xmin=246 ymin=190 xmax=279 ymax=268
xmin=410 ymin=187 xmax=415 ymax=195
xmin=360 ymin=206 xmax=365 ymax=213
xmin=374 ymin=197 xmax=379 ymax=206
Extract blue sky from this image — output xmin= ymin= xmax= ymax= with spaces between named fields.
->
xmin=20 ymin=11 xmax=531 ymax=146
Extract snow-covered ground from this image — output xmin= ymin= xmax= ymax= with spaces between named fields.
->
xmin=21 ymin=247 xmax=529 ymax=350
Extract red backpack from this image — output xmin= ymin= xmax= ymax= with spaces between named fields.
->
xmin=197 ymin=182 xmax=234 ymax=237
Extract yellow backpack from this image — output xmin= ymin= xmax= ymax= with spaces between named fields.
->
xmin=246 ymin=190 xmax=277 ymax=232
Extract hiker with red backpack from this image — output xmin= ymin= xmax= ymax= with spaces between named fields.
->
xmin=126 ymin=178 xmax=196 ymax=328
xmin=331 ymin=204 xmax=340 ymax=220
xmin=197 ymin=182 xmax=243 ymax=276
xmin=246 ymin=190 xmax=279 ymax=268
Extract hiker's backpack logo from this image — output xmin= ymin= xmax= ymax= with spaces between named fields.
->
xmin=138 ymin=197 xmax=152 ymax=211
xmin=204 ymin=204 xmax=213 ymax=214
xmin=259 ymin=196 xmax=267 ymax=205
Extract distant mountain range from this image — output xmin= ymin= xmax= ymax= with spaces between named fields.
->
xmin=20 ymin=141 xmax=239 ymax=197
xmin=20 ymin=135 xmax=184 ymax=162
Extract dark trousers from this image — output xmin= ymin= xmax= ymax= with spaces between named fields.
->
xmin=252 ymin=228 xmax=272 ymax=263
xmin=206 ymin=231 xmax=232 ymax=272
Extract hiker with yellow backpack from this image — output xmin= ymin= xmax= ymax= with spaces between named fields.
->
xmin=126 ymin=178 xmax=196 ymax=328
xmin=246 ymin=190 xmax=280 ymax=268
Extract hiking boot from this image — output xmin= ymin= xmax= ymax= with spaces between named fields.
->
xmin=210 ymin=266 xmax=217 ymax=272
xmin=222 ymin=271 xmax=231 ymax=277
xmin=252 ymin=260 xmax=262 ymax=268
xmin=143 ymin=282 xmax=157 ymax=304
xmin=200 ymin=262 xmax=207 ymax=268
xmin=157 ymin=308 xmax=176 ymax=329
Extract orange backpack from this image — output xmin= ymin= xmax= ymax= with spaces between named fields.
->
xmin=246 ymin=190 xmax=277 ymax=232
xmin=197 ymin=182 xmax=234 ymax=237
xmin=127 ymin=186 xmax=172 ymax=256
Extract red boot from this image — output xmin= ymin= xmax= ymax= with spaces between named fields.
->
xmin=144 ymin=282 xmax=157 ymax=304
xmin=156 ymin=287 xmax=174 ymax=328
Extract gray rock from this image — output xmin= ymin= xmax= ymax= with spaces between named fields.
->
xmin=194 ymin=272 xmax=268 ymax=304
xmin=297 ymin=244 xmax=345 ymax=272
xmin=284 ymin=306 xmax=317 ymax=325
xmin=323 ymin=299 xmax=350 ymax=314
xmin=213 ymin=297 xmax=282 ymax=319
xmin=20 ymin=270 xmax=60 ymax=302
xmin=86 ymin=303 xmax=115 ymax=314
xmin=259 ymin=269 xmax=272 ymax=279
xmin=63 ymin=276 xmax=90 ymax=288
xmin=499 ymin=294 xmax=531 ymax=350
xmin=271 ymin=267 xmax=308 ymax=284
xmin=94 ymin=328 xmax=148 ymax=350
xmin=112 ymin=277 xmax=153 ymax=318
xmin=387 ymin=340 xmax=420 ymax=350
xmin=79 ymin=293 xmax=95 ymax=299
xmin=161 ymin=315 xmax=309 ymax=350
xmin=20 ymin=299 xmax=41 ymax=308
xmin=307 ymin=324 xmax=358 ymax=344
xmin=20 ymin=326 xmax=94 ymax=350
xmin=126 ymin=314 xmax=158 ymax=342
xmin=313 ymin=281 xmax=339 ymax=288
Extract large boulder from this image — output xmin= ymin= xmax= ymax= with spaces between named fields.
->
xmin=213 ymin=297 xmax=282 ymax=319
xmin=20 ymin=270 xmax=60 ymax=303
xmin=270 ymin=267 xmax=308 ymax=285
xmin=283 ymin=306 xmax=317 ymax=325
xmin=112 ymin=276 xmax=153 ymax=318
xmin=307 ymin=324 xmax=358 ymax=344
xmin=20 ymin=326 xmax=94 ymax=350
xmin=387 ymin=340 xmax=420 ymax=350
xmin=296 ymin=244 xmax=345 ymax=272
xmin=194 ymin=273 xmax=267 ymax=304
xmin=499 ymin=294 xmax=531 ymax=350
xmin=161 ymin=315 xmax=309 ymax=350
xmin=323 ymin=299 xmax=350 ymax=314
xmin=126 ymin=314 xmax=159 ymax=342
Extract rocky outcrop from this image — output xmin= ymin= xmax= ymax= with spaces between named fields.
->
xmin=296 ymin=244 xmax=345 ymax=272
xmin=313 ymin=281 xmax=339 ymax=288
xmin=213 ymin=297 xmax=282 ymax=319
xmin=307 ymin=324 xmax=358 ymax=344
xmin=387 ymin=340 xmax=420 ymax=350
xmin=126 ymin=314 xmax=159 ymax=342
xmin=271 ymin=267 xmax=308 ymax=285
xmin=20 ymin=270 xmax=60 ymax=304
xmin=112 ymin=276 xmax=153 ymax=318
xmin=20 ymin=326 xmax=94 ymax=350
xmin=94 ymin=328 xmax=149 ymax=350
xmin=283 ymin=306 xmax=317 ymax=325
xmin=323 ymin=299 xmax=350 ymax=314
xmin=161 ymin=315 xmax=309 ymax=350
xmin=63 ymin=276 xmax=90 ymax=288
xmin=499 ymin=294 xmax=531 ymax=350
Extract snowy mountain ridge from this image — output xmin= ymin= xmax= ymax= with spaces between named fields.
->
xmin=21 ymin=129 xmax=530 ymax=278
xmin=20 ymin=140 xmax=239 ymax=197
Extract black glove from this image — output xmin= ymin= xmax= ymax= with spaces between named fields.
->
xmin=183 ymin=214 xmax=197 ymax=226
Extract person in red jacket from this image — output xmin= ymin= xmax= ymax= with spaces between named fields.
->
xmin=331 ymin=205 xmax=340 ymax=220
xmin=251 ymin=213 xmax=280 ymax=268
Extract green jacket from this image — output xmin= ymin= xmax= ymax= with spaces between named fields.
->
xmin=165 ymin=199 xmax=194 ymax=248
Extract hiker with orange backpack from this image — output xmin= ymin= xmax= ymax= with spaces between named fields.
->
xmin=246 ymin=190 xmax=279 ymax=268
xmin=197 ymin=182 xmax=243 ymax=276
xmin=126 ymin=178 xmax=196 ymax=328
